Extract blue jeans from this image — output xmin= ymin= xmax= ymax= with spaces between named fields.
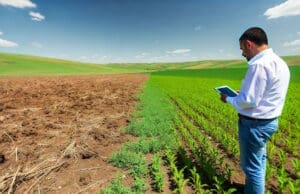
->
xmin=238 ymin=117 xmax=278 ymax=194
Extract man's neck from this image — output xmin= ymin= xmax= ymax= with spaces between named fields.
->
xmin=248 ymin=44 xmax=269 ymax=61
xmin=255 ymin=44 xmax=268 ymax=55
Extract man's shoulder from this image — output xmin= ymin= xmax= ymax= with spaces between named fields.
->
xmin=250 ymin=50 xmax=285 ymax=67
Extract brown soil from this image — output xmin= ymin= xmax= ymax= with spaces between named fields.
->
xmin=0 ymin=74 xmax=148 ymax=194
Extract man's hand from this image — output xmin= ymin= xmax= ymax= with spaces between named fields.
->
xmin=220 ymin=93 xmax=227 ymax=103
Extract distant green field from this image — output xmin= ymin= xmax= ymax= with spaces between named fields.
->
xmin=152 ymin=65 xmax=300 ymax=82
xmin=0 ymin=53 xmax=299 ymax=77
xmin=0 ymin=53 xmax=133 ymax=76
xmin=0 ymin=53 xmax=205 ymax=76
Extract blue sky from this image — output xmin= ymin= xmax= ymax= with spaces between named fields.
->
xmin=0 ymin=0 xmax=300 ymax=63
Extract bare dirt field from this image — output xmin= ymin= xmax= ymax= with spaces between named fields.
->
xmin=0 ymin=74 xmax=148 ymax=194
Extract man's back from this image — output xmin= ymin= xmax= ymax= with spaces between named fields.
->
xmin=244 ymin=48 xmax=290 ymax=118
xmin=227 ymin=48 xmax=290 ymax=119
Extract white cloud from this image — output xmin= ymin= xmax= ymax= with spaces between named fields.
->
xmin=31 ymin=41 xmax=43 ymax=48
xmin=150 ymin=55 xmax=171 ymax=62
xmin=79 ymin=56 xmax=88 ymax=61
xmin=101 ymin=55 xmax=109 ymax=60
xmin=166 ymin=49 xmax=191 ymax=54
xmin=135 ymin=52 xmax=150 ymax=59
xmin=0 ymin=0 xmax=36 ymax=8
xmin=141 ymin=52 xmax=149 ymax=56
xmin=194 ymin=25 xmax=202 ymax=31
xmin=29 ymin=11 xmax=45 ymax=21
xmin=283 ymin=39 xmax=300 ymax=47
xmin=0 ymin=38 xmax=18 ymax=47
xmin=264 ymin=0 xmax=300 ymax=19
xmin=77 ymin=54 xmax=113 ymax=63
xmin=0 ymin=31 xmax=3 ymax=36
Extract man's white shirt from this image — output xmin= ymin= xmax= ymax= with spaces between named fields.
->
xmin=226 ymin=48 xmax=290 ymax=119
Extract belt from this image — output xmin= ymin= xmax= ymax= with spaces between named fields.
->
xmin=238 ymin=113 xmax=277 ymax=122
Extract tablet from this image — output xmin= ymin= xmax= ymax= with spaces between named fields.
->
xmin=215 ymin=85 xmax=238 ymax=97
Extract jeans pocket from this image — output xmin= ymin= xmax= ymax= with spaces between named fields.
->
xmin=258 ymin=119 xmax=278 ymax=141
xmin=249 ymin=127 xmax=265 ymax=148
xmin=249 ymin=119 xmax=278 ymax=149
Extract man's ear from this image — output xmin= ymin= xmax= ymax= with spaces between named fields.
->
xmin=245 ymin=40 xmax=253 ymax=49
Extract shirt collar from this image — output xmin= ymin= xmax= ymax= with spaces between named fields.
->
xmin=248 ymin=48 xmax=273 ymax=66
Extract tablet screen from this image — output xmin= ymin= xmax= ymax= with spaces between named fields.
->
xmin=215 ymin=86 xmax=238 ymax=97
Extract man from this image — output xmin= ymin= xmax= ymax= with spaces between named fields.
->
xmin=220 ymin=27 xmax=290 ymax=194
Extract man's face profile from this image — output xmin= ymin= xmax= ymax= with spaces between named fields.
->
xmin=240 ymin=40 xmax=252 ymax=61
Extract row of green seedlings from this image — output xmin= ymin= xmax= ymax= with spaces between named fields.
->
xmin=173 ymin=97 xmax=239 ymax=159
xmin=267 ymin=137 xmax=299 ymax=171
xmin=271 ymin=117 xmax=299 ymax=157
xmin=179 ymin=91 xmax=299 ymax=174
xmin=161 ymin=81 xmax=239 ymax=138
xmin=165 ymin=148 xmax=236 ymax=194
xmin=176 ymin=110 xmax=234 ymax=184
xmin=165 ymin=149 xmax=189 ymax=194
xmin=173 ymin=101 xmax=300 ymax=193
xmin=101 ymin=151 xmax=167 ymax=194
xmin=185 ymin=97 xmax=239 ymax=157
xmin=265 ymin=150 xmax=300 ymax=194
xmin=101 ymin=173 xmax=143 ymax=194
xmin=151 ymin=153 xmax=165 ymax=192
xmin=181 ymin=92 xmax=238 ymax=137
xmin=179 ymin=109 xmax=234 ymax=178
xmin=179 ymin=95 xmax=299 ymax=163
xmin=102 ymin=133 xmax=181 ymax=193
xmin=173 ymin=95 xmax=300 ymax=192
xmin=275 ymin=119 xmax=299 ymax=157
xmin=101 ymin=146 xmax=148 ymax=194
xmin=272 ymin=162 xmax=299 ymax=194
xmin=176 ymin=96 xmax=300 ymax=193
xmin=212 ymin=77 xmax=300 ymax=156
xmin=174 ymin=110 xmax=237 ymax=193
xmin=277 ymin=85 xmax=300 ymax=156
xmin=164 ymin=78 xmax=299 ymax=159
xmin=153 ymin=74 xmax=299 ymax=158
xmin=105 ymin=140 xmax=233 ymax=194
xmin=247 ymin=123 xmax=299 ymax=187
xmin=186 ymin=100 xmax=300 ymax=192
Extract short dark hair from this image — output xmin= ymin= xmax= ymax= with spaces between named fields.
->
xmin=239 ymin=27 xmax=268 ymax=46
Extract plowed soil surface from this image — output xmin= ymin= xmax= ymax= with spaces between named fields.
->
xmin=0 ymin=74 xmax=148 ymax=194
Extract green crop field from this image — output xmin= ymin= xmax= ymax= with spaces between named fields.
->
xmin=104 ymin=66 xmax=300 ymax=193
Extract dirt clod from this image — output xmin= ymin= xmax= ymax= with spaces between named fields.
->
xmin=0 ymin=154 xmax=5 ymax=163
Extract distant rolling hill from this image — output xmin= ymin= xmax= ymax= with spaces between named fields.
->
xmin=0 ymin=53 xmax=299 ymax=77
